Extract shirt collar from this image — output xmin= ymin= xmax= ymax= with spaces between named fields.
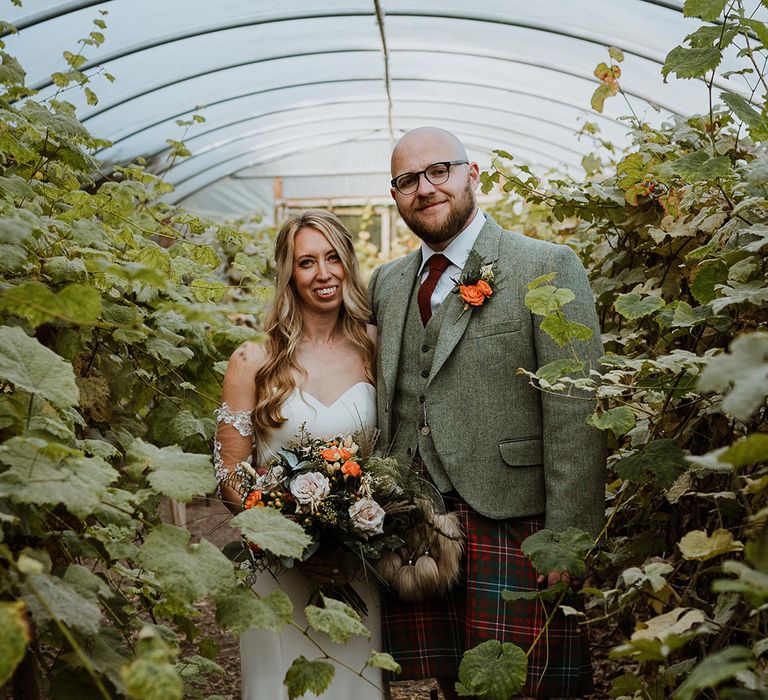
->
xmin=418 ymin=208 xmax=486 ymax=276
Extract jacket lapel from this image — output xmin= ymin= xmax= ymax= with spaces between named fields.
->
xmin=379 ymin=250 xmax=421 ymax=398
xmin=428 ymin=217 xmax=503 ymax=384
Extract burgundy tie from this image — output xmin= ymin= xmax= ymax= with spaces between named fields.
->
xmin=418 ymin=253 xmax=451 ymax=326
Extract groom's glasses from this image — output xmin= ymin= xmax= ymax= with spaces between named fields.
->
xmin=391 ymin=160 xmax=469 ymax=195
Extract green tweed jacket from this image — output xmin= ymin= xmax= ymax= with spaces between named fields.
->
xmin=368 ymin=216 xmax=607 ymax=537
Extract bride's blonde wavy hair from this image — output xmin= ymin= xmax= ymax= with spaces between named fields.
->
xmin=253 ymin=210 xmax=375 ymax=441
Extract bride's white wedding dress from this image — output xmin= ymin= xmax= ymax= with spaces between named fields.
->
xmin=233 ymin=382 xmax=382 ymax=700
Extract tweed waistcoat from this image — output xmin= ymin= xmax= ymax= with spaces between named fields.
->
xmin=390 ymin=275 xmax=453 ymax=491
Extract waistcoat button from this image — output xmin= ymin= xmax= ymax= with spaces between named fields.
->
xmin=421 ymin=369 xmax=429 ymax=378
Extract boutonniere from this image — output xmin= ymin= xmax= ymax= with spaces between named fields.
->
xmin=452 ymin=250 xmax=496 ymax=311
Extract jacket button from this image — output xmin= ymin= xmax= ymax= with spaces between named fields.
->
xmin=421 ymin=369 xmax=429 ymax=378
xmin=421 ymin=344 xmax=429 ymax=352
xmin=406 ymin=447 xmax=413 ymax=456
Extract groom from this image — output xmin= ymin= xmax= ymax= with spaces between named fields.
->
xmin=368 ymin=128 xmax=606 ymax=699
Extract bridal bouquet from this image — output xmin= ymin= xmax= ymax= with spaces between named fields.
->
xmin=230 ymin=429 xmax=464 ymax=603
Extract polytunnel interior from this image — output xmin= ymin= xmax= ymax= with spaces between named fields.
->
xmin=4 ymin=0 xmax=754 ymax=230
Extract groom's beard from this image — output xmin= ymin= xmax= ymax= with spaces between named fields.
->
xmin=399 ymin=180 xmax=476 ymax=247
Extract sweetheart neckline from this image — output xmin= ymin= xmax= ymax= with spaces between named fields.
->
xmin=294 ymin=381 xmax=374 ymax=409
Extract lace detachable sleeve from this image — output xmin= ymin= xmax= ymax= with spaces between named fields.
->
xmin=213 ymin=402 xmax=255 ymax=494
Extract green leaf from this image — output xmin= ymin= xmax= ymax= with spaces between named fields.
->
xmin=231 ymin=506 xmax=312 ymax=559
xmin=614 ymin=293 xmax=665 ymax=320
xmin=697 ymin=332 xmax=768 ymax=421
xmin=683 ymin=0 xmax=728 ymax=20
xmin=121 ymin=627 xmax=183 ymax=700
xmin=501 ymin=581 xmax=567 ymax=604
xmin=672 ymin=646 xmax=753 ymax=700
xmin=126 ymin=439 xmax=216 ymax=502
xmin=539 ymin=315 xmax=593 ymax=347
xmin=215 ymin=587 xmax=292 ymax=636
xmin=588 ymin=406 xmax=636 ymax=437
xmin=524 ymin=285 xmax=575 ymax=316
xmin=521 ymin=527 xmax=594 ymax=578
xmin=615 ymin=439 xmax=688 ymax=490
xmin=662 ymin=46 xmax=722 ymax=80
xmin=456 ymin=640 xmax=528 ymax=700
xmin=678 ymin=529 xmax=743 ymax=561
xmin=23 ymin=572 xmax=102 ymax=635
xmin=283 ymin=656 xmax=335 ymax=700
xmin=691 ymin=261 xmax=728 ymax=304
xmin=722 ymin=433 xmax=768 ymax=467
xmin=305 ymin=595 xmax=370 ymax=644
xmin=0 ymin=281 xmax=102 ymax=327
xmin=608 ymin=46 xmax=625 ymax=62
xmin=0 ymin=601 xmax=30 ymax=686
xmin=366 ymin=651 xmax=401 ymax=673
xmin=721 ymin=92 xmax=768 ymax=139
xmin=671 ymin=150 xmax=732 ymax=181
xmin=591 ymin=83 xmax=613 ymax=113
xmin=0 ymin=326 xmax=79 ymax=407
xmin=137 ymin=524 xmax=237 ymax=606
xmin=535 ymin=359 xmax=585 ymax=385
xmin=0 ymin=437 xmax=118 ymax=518
xmin=526 ymin=272 xmax=557 ymax=290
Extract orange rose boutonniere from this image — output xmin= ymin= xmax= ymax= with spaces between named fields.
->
xmin=454 ymin=250 xmax=496 ymax=312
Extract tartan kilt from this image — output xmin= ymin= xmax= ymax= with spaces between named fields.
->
xmin=382 ymin=494 xmax=593 ymax=698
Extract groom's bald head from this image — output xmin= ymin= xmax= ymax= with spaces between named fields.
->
xmin=390 ymin=127 xmax=469 ymax=175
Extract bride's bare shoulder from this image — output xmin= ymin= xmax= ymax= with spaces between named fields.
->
xmin=225 ymin=341 xmax=267 ymax=382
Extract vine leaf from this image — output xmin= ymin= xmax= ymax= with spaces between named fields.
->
xmin=23 ymin=572 xmax=102 ymax=636
xmin=697 ymin=332 xmax=768 ymax=421
xmin=126 ymin=439 xmax=216 ymax=502
xmin=671 ymin=150 xmax=732 ymax=181
xmin=0 ymin=437 xmax=118 ymax=518
xmin=535 ymin=359 xmax=585 ymax=385
xmin=0 ymin=601 xmax=29 ymax=686
xmin=589 ymin=405 xmax=635 ymax=437
xmin=679 ymin=529 xmax=744 ymax=561
xmin=521 ymin=527 xmax=594 ymax=578
xmin=524 ymin=285 xmax=574 ymax=315
xmin=215 ymin=588 xmax=292 ymax=636
xmin=231 ymin=506 xmax=311 ymax=559
xmin=682 ymin=0 xmax=728 ymax=21
xmin=137 ymin=524 xmax=237 ymax=606
xmin=662 ymin=46 xmax=722 ymax=81
xmin=456 ymin=640 xmax=527 ymax=700
xmin=366 ymin=651 xmax=401 ymax=673
xmin=0 ymin=325 xmax=79 ymax=408
xmin=539 ymin=315 xmax=593 ymax=347
xmin=283 ymin=656 xmax=335 ymax=700
xmin=121 ymin=626 xmax=183 ymax=700
xmin=672 ymin=646 xmax=753 ymax=700
xmin=721 ymin=433 xmax=768 ymax=467
xmin=305 ymin=594 xmax=370 ymax=644
xmin=721 ymin=92 xmax=768 ymax=140
xmin=614 ymin=293 xmax=665 ymax=320
xmin=0 ymin=281 xmax=101 ymax=327
xmin=615 ymin=439 xmax=688 ymax=490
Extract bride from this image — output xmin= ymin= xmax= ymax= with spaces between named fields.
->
xmin=213 ymin=210 xmax=383 ymax=699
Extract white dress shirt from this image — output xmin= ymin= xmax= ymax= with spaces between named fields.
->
xmin=417 ymin=208 xmax=486 ymax=315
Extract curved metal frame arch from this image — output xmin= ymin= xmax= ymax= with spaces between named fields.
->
xmin=75 ymin=48 xmax=681 ymax=137
xmin=169 ymin=125 xmax=579 ymax=194
xmin=138 ymin=96 xmax=621 ymax=164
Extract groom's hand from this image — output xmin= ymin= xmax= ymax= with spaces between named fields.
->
xmin=537 ymin=571 xmax=572 ymax=588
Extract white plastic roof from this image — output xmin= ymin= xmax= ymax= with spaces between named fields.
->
xmin=5 ymin=1 xmax=753 ymax=219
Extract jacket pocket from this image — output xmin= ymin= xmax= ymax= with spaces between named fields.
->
xmin=499 ymin=437 xmax=543 ymax=466
xmin=467 ymin=318 xmax=520 ymax=338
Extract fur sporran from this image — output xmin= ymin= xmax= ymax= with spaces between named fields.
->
xmin=377 ymin=509 xmax=464 ymax=601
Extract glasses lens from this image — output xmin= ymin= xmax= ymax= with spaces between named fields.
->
xmin=395 ymin=173 xmax=419 ymax=194
xmin=425 ymin=163 xmax=450 ymax=185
